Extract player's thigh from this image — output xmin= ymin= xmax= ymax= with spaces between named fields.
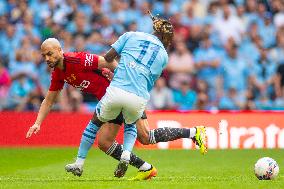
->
xmin=122 ymin=93 xmax=147 ymax=124
xmin=97 ymin=123 xmax=121 ymax=152
xmin=96 ymin=87 xmax=122 ymax=122
xmin=136 ymin=118 xmax=151 ymax=145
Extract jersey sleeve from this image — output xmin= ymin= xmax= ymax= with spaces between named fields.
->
xmin=80 ymin=52 xmax=99 ymax=71
xmin=64 ymin=52 xmax=99 ymax=71
xmin=111 ymin=32 xmax=131 ymax=54
xmin=49 ymin=69 xmax=64 ymax=91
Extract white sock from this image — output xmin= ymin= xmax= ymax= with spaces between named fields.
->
xmin=121 ymin=150 xmax=131 ymax=163
xmin=75 ymin=157 xmax=85 ymax=166
xmin=189 ymin=128 xmax=197 ymax=138
xmin=139 ymin=162 xmax=152 ymax=171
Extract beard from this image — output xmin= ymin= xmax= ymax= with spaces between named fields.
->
xmin=47 ymin=59 xmax=60 ymax=68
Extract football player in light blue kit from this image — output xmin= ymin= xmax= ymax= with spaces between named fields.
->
xmin=94 ymin=12 xmax=174 ymax=177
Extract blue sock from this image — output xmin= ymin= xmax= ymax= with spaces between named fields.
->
xmin=77 ymin=120 xmax=100 ymax=159
xmin=123 ymin=123 xmax=137 ymax=152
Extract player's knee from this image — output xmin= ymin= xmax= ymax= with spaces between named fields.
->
xmin=137 ymin=132 xmax=150 ymax=145
xmin=91 ymin=113 xmax=104 ymax=127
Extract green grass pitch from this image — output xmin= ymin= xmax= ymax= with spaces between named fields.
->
xmin=0 ymin=148 xmax=283 ymax=189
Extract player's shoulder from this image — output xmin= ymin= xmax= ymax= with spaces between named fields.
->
xmin=63 ymin=52 xmax=86 ymax=59
xmin=128 ymin=31 xmax=151 ymax=38
xmin=124 ymin=31 xmax=152 ymax=39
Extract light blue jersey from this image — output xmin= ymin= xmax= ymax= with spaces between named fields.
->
xmin=110 ymin=32 xmax=168 ymax=100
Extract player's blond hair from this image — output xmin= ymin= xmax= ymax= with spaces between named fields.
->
xmin=41 ymin=38 xmax=61 ymax=48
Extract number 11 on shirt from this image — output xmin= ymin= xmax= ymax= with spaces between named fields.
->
xmin=137 ymin=41 xmax=160 ymax=68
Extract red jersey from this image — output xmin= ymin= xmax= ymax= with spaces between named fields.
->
xmin=49 ymin=52 xmax=110 ymax=100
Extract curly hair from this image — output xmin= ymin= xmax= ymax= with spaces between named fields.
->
xmin=152 ymin=18 xmax=174 ymax=36
xmin=149 ymin=11 xmax=174 ymax=47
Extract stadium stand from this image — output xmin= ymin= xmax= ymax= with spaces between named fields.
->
xmin=1 ymin=0 xmax=284 ymax=111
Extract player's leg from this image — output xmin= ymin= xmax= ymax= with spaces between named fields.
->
xmin=66 ymin=88 xmax=121 ymax=176
xmin=96 ymin=86 xmax=143 ymax=177
xmin=136 ymin=112 xmax=207 ymax=154
xmin=113 ymin=91 xmax=148 ymax=178
xmin=96 ymin=86 xmax=137 ymax=160
xmin=65 ymin=118 xmax=104 ymax=176
xmin=122 ymin=123 xmax=137 ymax=156
xmin=96 ymin=123 xmax=154 ymax=179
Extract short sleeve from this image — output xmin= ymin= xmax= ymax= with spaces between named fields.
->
xmin=111 ymin=32 xmax=131 ymax=54
xmin=81 ymin=52 xmax=99 ymax=70
xmin=49 ymin=69 xmax=64 ymax=91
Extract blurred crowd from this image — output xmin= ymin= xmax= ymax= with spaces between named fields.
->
xmin=1 ymin=0 xmax=284 ymax=112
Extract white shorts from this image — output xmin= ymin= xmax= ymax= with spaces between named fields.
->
xmin=96 ymin=86 xmax=147 ymax=124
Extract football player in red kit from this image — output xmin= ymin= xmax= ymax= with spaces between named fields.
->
xmin=48 ymin=51 xmax=110 ymax=100
xmin=26 ymin=38 xmax=207 ymax=180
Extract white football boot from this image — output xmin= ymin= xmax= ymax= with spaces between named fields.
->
xmin=65 ymin=163 xmax=83 ymax=177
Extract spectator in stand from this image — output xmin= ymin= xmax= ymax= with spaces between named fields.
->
xmin=152 ymin=0 xmax=179 ymax=19
xmin=254 ymin=94 xmax=273 ymax=110
xmin=167 ymin=40 xmax=195 ymax=90
xmin=59 ymin=31 xmax=75 ymax=52
xmin=182 ymin=0 xmax=206 ymax=20
xmin=274 ymin=59 xmax=284 ymax=99
xmin=90 ymin=0 xmax=103 ymax=25
xmin=213 ymin=3 xmax=245 ymax=45
xmin=1 ymin=0 xmax=284 ymax=111
xmin=244 ymin=0 xmax=259 ymax=25
xmin=239 ymin=22 xmax=261 ymax=66
xmin=0 ymin=24 xmax=20 ymax=63
xmin=195 ymin=79 xmax=210 ymax=110
xmin=107 ymin=0 xmax=125 ymax=34
xmin=148 ymin=77 xmax=174 ymax=110
xmin=186 ymin=24 xmax=202 ymax=52
xmin=269 ymin=28 xmax=284 ymax=65
xmin=171 ymin=13 xmax=190 ymax=41
xmin=15 ymin=12 xmax=41 ymax=45
xmin=173 ymin=80 xmax=197 ymax=110
xmin=181 ymin=2 xmax=203 ymax=27
xmin=15 ymin=90 xmax=43 ymax=112
xmin=0 ymin=60 xmax=11 ymax=110
xmin=6 ymin=73 xmax=35 ymax=110
xmin=236 ymin=4 xmax=249 ymax=31
xmin=249 ymin=47 xmax=276 ymax=99
xmin=193 ymin=34 xmax=222 ymax=102
xmin=86 ymin=32 xmax=108 ymax=54
xmin=273 ymin=0 xmax=284 ymax=28
xmin=219 ymin=87 xmax=243 ymax=110
xmin=221 ymin=38 xmax=250 ymax=101
xmin=136 ymin=1 xmax=153 ymax=34
xmin=66 ymin=11 xmax=92 ymax=37
xmin=258 ymin=12 xmax=276 ymax=48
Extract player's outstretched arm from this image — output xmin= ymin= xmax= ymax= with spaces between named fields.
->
xmin=98 ymin=49 xmax=118 ymax=72
xmin=104 ymin=48 xmax=119 ymax=63
xmin=26 ymin=90 xmax=60 ymax=138
xmin=98 ymin=48 xmax=119 ymax=72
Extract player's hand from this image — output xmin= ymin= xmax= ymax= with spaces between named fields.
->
xmin=102 ymin=68 xmax=114 ymax=81
xmin=26 ymin=123 xmax=41 ymax=138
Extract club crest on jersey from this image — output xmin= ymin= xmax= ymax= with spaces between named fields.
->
xmin=66 ymin=74 xmax=76 ymax=83
xmin=85 ymin=54 xmax=94 ymax=66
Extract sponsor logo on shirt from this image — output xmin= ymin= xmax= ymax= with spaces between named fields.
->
xmin=74 ymin=80 xmax=91 ymax=91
